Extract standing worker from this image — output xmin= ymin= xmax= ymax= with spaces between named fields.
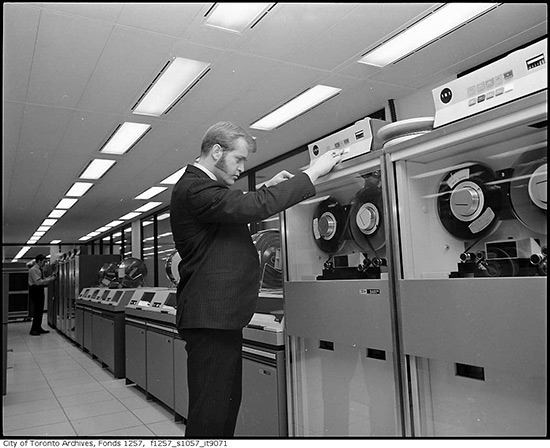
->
xmin=28 ymin=254 xmax=56 ymax=336
xmin=170 ymin=121 xmax=343 ymax=437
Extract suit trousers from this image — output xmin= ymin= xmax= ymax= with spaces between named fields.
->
xmin=178 ymin=328 xmax=243 ymax=438
xmin=29 ymin=285 xmax=45 ymax=333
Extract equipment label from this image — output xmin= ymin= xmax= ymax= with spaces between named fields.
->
xmin=360 ymin=288 xmax=381 ymax=295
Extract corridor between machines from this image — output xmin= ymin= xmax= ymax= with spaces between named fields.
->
xmin=3 ymin=322 xmax=184 ymax=437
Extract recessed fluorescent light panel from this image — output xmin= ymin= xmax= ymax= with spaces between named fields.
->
xmin=80 ymin=159 xmax=116 ymax=180
xmin=120 ymin=212 xmax=142 ymax=221
xmin=100 ymin=122 xmax=151 ymax=155
xmin=66 ymin=182 xmax=93 ymax=197
xmin=106 ymin=220 xmax=124 ymax=228
xmin=132 ymin=57 xmax=211 ymax=117
xmin=204 ymin=3 xmax=273 ymax=33
xmin=55 ymin=198 xmax=78 ymax=210
xmin=135 ymin=186 xmax=167 ymax=200
xmin=160 ymin=167 xmax=186 ymax=185
xmin=358 ymin=3 xmax=498 ymax=67
xmin=41 ymin=219 xmax=58 ymax=227
xmin=135 ymin=202 xmax=163 ymax=213
xmin=250 ymin=85 xmax=341 ymax=131
xmin=48 ymin=210 xmax=67 ymax=218
xmin=14 ymin=247 xmax=31 ymax=259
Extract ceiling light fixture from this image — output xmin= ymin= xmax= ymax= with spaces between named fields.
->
xmin=99 ymin=122 xmax=152 ymax=155
xmin=50 ymin=240 xmax=61 ymax=244
xmin=250 ymin=85 xmax=341 ymax=131
xmin=120 ymin=212 xmax=141 ymax=221
xmin=80 ymin=159 xmax=116 ymax=180
xmin=66 ymin=182 xmax=94 ymax=197
xmin=135 ymin=186 xmax=167 ymax=200
xmin=160 ymin=167 xmax=186 ymax=185
xmin=135 ymin=202 xmax=163 ymax=213
xmin=55 ymin=198 xmax=78 ymax=210
xmin=41 ymin=219 xmax=58 ymax=227
xmin=132 ymin=57 xmax=211 ymax=117
xmin=14 ymin=247 xmax=31 ymax=259
xmin=48 ymin=210 xmax=67 ymax=219
xmin=358 ymin=3 xmax=498 ymax=67
xmin=204 ymin=3 xmax=274 ymax=34
xmin=106 ymin=220 xmax=124 ymax=228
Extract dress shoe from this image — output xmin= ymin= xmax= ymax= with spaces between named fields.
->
xmin=29 ymin=331 xmax=41 ymax=336
xmin=38 ymin=329 xmax=50 ymax=334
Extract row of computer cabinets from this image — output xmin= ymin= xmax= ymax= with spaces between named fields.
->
xmin=75 ymin=287 xmax=187 ymax=422
xmin=73 ymin=286 xmax=288 ymax=436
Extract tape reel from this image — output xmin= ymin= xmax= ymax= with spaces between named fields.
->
xmin=165 ymin=250 xmax=181 ymax=287
xmin=349 ymin=176 xmax=386 ymax=252
xmin=437 ymin=162 xmax=503 ymax=240
xmin=509 ymin=146 xmax=547 ymax=234
xmin=312 ymin=197 xmax=348 ymax=253
xmin=252 ymin=229 xmax=282 ymax=289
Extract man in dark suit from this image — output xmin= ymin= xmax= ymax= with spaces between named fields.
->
xmin=27 ymin=254 xmax=56 ymax=335
xmin=170 ymin=121 xmax=343 ymax=437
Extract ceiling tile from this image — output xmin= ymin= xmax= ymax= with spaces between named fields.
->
xmin=117 ymin=3 xmax=203 ymax=36
xmin=77 ymin=25 xmax=178 ymax=114
xmin=39 ymin=2 xmax=124 ymax=23
xmin=2 ymin=4 xmax=41 ymax=102
xmin=26 ymin=10 xmax=114 ymax=108
xmin=288 ymin=3 xmax=435 ymax=71
xmin=236 ymin=3 xmax=359 ymax=62
xmin=17 ymin=104 xmax=75 ymax=154
xmin=3 ymin=101 xmax=26 ymax=148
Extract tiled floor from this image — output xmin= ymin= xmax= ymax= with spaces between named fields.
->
xmin=3 ymin=321 xmax=186 ymax=437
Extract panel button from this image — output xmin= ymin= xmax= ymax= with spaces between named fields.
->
xmin=503 ymin=70 xmax=514 ymax=81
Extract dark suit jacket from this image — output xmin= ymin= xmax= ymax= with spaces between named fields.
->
xmin=170 ymin=164 xmax=316 ymax=330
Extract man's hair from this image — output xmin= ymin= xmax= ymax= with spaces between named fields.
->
xmin=200 ymin=122 xmax=257 ymax=156
xmin=35 ymin=254 xmax=46 ymax=262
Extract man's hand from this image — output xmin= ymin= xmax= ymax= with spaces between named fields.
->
xmin=303 ymin=148 xmax=344 ymax=183
xmin=265 ymin=170 xmax=294 ymax=187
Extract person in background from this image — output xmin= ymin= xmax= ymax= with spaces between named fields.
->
xmin=28 ymin=254 xmax=56 ymax=336
xmin=170 ymin=121 xmax=343 ymax=437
